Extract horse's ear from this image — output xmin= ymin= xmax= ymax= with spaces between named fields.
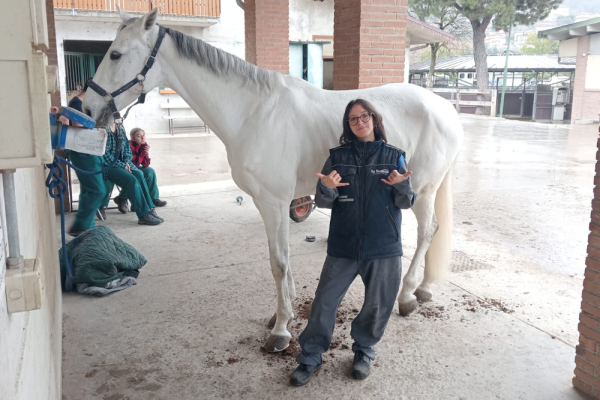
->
xmin=141 ymin=8 xmax=159 ymax=31
xmin=116 ymin=4 xmax=133 ymax=23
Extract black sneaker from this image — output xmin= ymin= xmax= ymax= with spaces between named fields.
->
xmin=290 ymin=363 xmax=321 ymax=387
xmin=68 ymin=227 xmax=86 ymax=237
xmin=150 ymin=209 xmax=164 ymax=222
xmin=114 ymin=196 xmax=129 ymax=214
xmin=351 ymin=351 xmax=371 ymax=380
xmin=153 ymin=198 xmax=167 ymax=207
xmin=96 ymin=207 xmax=107 ymax=221
xmin=138 ymin=212 xmax=162 ymax=225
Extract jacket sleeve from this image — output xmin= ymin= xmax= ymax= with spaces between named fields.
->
xmin=120 ymin=129 xmax=135 ymax=169
xmin=392 ymin=154 xmax=417 ymax=209
xmin=314 ymin=157 xmax=339 ymax=209
xmin=102 ymin=129 xmax=128 ymax=171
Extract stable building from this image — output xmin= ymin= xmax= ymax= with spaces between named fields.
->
xmin=539 ymin=17 xmax=600 ymax=124
xmin=409 ymin=54 xmax=575 ymax=121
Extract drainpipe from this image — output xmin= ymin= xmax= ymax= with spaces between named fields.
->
xmin=1 ymin=170 xmax=24 ymax=269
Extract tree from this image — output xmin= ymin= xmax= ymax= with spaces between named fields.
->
xmin=521 ymin=33 xmax=559 ymax=54
xmin=419 ymin=44 xmax=471 ymax=62
xmin=409 ymin=0 xmax=470 ymax=88
xmin=454 ymin=0 xmax=562 ymax=113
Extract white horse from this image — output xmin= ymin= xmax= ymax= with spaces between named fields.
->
xmin=83 ymin=8 xmax=463 ymax=352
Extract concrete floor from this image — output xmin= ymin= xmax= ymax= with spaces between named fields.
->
xmin=61 ymin=116 xmax=597 ymax=400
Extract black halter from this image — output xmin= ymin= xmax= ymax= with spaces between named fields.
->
xmin=88 ymin=25 xmax=167 ymax=125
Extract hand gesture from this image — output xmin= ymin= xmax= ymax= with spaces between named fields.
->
xmin=143 ymin=143 xmax=150 ymax=153
xmin=125 ymin=164 xmax=132 ymax=173
xmin=315 ymin=170 xmax=350 ymax=189
xmin=382 ymin=170 xmax=412 ymax=186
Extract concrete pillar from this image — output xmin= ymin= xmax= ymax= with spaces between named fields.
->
xmin=333 ymin=0 xmax=408 ymax=90
xmin=573 ymin=137 xmax=600 ymax=399
xmin=571 ymin=37 xmax=589 ymax=123
xmin=244 ymin=0 xmax=289 ymax=74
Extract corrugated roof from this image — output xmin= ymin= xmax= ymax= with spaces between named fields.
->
xmin=410 ymin=54 xmax=576 ymax=72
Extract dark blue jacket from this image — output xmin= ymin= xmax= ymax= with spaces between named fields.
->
xmin=315 ymin=140 xmax=416 ymax=260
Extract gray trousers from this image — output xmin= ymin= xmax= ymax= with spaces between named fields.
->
xmin=296 ymin=255 xmax=402 ymax=366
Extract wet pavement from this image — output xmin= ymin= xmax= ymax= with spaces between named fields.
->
xmin=61 ymin=116 xmax=597 ymax=399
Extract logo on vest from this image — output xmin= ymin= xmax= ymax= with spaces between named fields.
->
xmin=371 ymin=169 xmax=389 ymax=175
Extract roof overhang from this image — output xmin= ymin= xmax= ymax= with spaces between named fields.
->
xmin=407 ymin=16 xmax=454 ymax=45
xmin=538 ymin=17 xmax=600 ymax=41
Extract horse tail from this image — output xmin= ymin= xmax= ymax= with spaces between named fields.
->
xmin=424 ymin=157 xmax=456 ymax=283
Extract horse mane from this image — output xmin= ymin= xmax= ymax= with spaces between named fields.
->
xmin=164 ymin=27 xmax=276 ymax=91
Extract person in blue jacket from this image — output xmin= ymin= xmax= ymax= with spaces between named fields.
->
xmin=290 ymin=99 xmax=416 ymax=386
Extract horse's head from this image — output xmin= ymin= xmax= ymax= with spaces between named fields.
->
xmin=83 ymin=7 xmax=162 ymax=126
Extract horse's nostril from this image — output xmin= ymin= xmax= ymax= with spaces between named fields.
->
xmin=84 ymin=108 xmax=92 ymax=117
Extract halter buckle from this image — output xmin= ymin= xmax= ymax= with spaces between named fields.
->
xmin=144 ymin=56 xmax=156 ymax=69
xmin=103 ymin=93 xmax=114 ymax=103
xmin=114 ymin=117 xmax=124 ymax=125
xmin=137 ymin=74 xmax=146 ymax=83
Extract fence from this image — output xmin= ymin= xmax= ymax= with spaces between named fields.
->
xmin=430 ymin=88 xmax=497 ymax=117
xmin=53 ymin=0 xmax=221 ymax=17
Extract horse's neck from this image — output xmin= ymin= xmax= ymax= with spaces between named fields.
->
xmin=159 ymin=40 xmax=274 ymax=146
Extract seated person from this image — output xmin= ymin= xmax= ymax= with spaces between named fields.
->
xmin=100 ymin=127 xmax=167 ymax=218
xmin=100 ymin=124 xmax=163 ymax=225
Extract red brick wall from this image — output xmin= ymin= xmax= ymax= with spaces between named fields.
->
xmin=333 ymin=0 xmax=408 ymax=90
xmin=574 ymin=137 xmax=600 ymax=398
xmin=46 ymin=0 xmax=61 ymax=108
xmin=572 ymin=36 xmax=600 ymax=124
xmin=244 ymin=0 xmax=289 ymax=74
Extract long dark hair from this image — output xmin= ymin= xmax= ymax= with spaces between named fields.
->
xmin=339 ymin=99 xmax=388 ymax=146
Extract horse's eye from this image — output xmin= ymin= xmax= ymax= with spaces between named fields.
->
xmin=110 ymin=52 xmax=121 ymax=61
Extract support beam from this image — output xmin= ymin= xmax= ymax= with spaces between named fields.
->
xmin=243 ymin=0 xmax=289 ymax=74
xmin=333 ymin=0 xmax=408 ymax=90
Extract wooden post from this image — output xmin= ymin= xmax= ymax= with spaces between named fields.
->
xmin=520 ymin=77 xmax=527 ymax=117
xmin=490 ymin=89 xmax=497 ymax=117
xmin=456 ymin=89 xmax=461 ymax=113
xmin=532 ymin=72 xmax=539 ymax=121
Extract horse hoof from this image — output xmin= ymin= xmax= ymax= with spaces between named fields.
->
xmin=267 ymin=313 xmax=292 ymax=329
xmin=398 ymin=298 xmax=418 ymax=317
xmin=264 ymin=334 xmax=291 ymax=353
xmin=414 ymin=288 xmax=432 ymax=303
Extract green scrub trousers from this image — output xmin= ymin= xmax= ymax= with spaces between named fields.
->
xmin=104 ymin=167 xmax=154 ymax=218
xmin=67 ymin=150 xmax=106 ymax=231
xmin=118 ymin=167 xmax=159 ymax=201
xmin=103 ymin=166 xmax=159 ymax=209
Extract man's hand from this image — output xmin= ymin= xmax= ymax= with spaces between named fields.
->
xmin=382 ymin=170 xmax=412 ymax=186
xmin=125 ymin=164 xmax=132 ymax=173
xmin=315 ymin=170 xmax=350 ymax=189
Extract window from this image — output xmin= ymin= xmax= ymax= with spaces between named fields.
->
xmin=459 ymin=73 xmax=464 ymax=78
xmin=467 ymin=73 xmax=473 ymax=79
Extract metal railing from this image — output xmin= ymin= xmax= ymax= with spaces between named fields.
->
xmin=53 ymin=0 xmax=221 ymax=17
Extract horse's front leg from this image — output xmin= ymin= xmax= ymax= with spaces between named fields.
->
xmin=398 ymin=194 xmax=438 ymax=316
xmin=256 ymin=198 xmax=296 ymax=352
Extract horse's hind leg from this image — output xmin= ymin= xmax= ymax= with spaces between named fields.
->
xmin=256 ymin=198 xmax=295 ymax=352
xmin=398 ymin=193 xmax=438 ymax=316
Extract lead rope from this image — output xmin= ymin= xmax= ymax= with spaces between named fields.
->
xmin=45 ymin=125 xmax=125 ymax=292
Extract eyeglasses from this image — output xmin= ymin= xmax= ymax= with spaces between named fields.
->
xmin=348 ymin=112 xmax=372 ymax=126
